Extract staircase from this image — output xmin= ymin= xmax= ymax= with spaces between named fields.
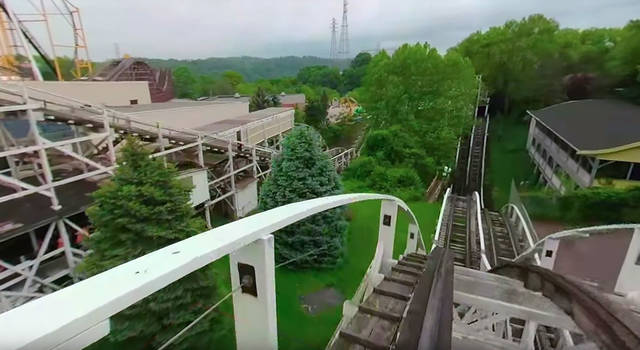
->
xmin=330 ymin=253 xmax=429 ymax=349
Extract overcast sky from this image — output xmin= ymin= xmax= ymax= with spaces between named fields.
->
xmin=19 ymin=0 xmax=640 ymax=60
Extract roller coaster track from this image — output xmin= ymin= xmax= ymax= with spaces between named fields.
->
xmin=439 ymin=113 xmax=521 ymax=271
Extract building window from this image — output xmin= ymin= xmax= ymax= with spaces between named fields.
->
xmin=545 ymin=250 xmax=553 ymax=258
xmin=130 ymin=99 xmax=138 ymax=105
xmin=236 ymin=130 xmax=242 ymax=142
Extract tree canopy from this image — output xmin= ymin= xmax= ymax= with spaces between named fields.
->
xmin=453 ymin=14 xmax=640 ymax=112
xmin=172 ymin=66 xmax=248 ymax=99
xmin=360 ymin=44 xmax=476 ymax=177
xmin=78 ymin=138 xmax=219 ymax=349
xmin=297 ymin=65 xmax=342 ymax=90
xmin=341 ymin=52 xmax=372 ymax=93
xmin=305 ymin=89 xmax=330 ymax=127
xmin=250 ymin=86 xmax=281 ymax=111
xmin=172 ymin=66 xmax=199 ymax=99
xmin=148 ymin=56 xmax=350 ymax=81
xmin=259 ymin=127 xmax=347 ymax=268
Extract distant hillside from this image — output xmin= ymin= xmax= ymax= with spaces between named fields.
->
xmin=144 ymin=56 xmax=351 ymax=81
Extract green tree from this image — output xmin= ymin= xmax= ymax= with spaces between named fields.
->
xmin=297 ymin=65 xmax=342 ymax=90
xmin=250 ymin=86 xmax=273 ymax=111
xmin=305 ymin=90 xmax=329 ymax=127
xmin=341 ymin=52 xmax=372 ymax=93
xmin=172 ymin=66 xmax=198 ymax=99
xmin=259 ymin=127 xmax=347 ymax=268
xmin=213 ymin=78 xmax=235 ymax=95
xmin=361 ymin=43 xmax=476 ymax=178
xmin=79 ymin=138 xmax=219 ymax=349
xmin=454 ymin=14 xmax=562 ymax=112
xmin=196 ymin=74 xmax=216 ymax=97
xmin=222 ymin=70 xmax=245 ymax=90
xmin=608 ymin=20 xmax=640 ymax=102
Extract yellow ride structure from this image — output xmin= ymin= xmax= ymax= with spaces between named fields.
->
xmin=0 ymin=0 xmax=92 ymax=81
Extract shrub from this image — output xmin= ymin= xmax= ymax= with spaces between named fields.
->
xmin=523 ymin=186 xmax=640 ymax=225
xmin=343 ymin=156 xmax=424 ymax=201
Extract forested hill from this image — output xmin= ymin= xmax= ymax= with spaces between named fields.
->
xmin=145 ymin=56 xmax=351 ymax=81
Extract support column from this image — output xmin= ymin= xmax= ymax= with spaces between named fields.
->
xmin=102 ymin=111 xmax=116 ymax=166
xmin=28 ymin=231 xmax=38 ymax=252
xmin=197 ymin=136 xmax=205 ymax=167
xmin=229 ymin=235 xmax=277 ymax=350
xmin=251 ymin=147 xmax=257 ymax=178
xmin=404 ymin=222 xmax=419 ymax=255
xmin=204 ymin=205 xmax=212 ymax=229
xmin=626 ymin=163 xmax=634 ymax=180
xmin=24 ymin=88 xmax=59 ymax=209
xmin=589 ymin=158 xmax=599 ymax=186
xmin=378 ymin=200 xmax=398 ymax=274
xmin=0 ymin=124 xmax=19 ymax=178
xmin=519 ymin=321 xmax=538 ymax=350
xmin=72 ymin=125 xmax=87 ymax=173
xmin=56 ymin=220 xmax=77 ymax=281
xmin=227 ymin=142 xmax=238 ymax=217
xmin=156 ymin=122 xmax=167 ymax=168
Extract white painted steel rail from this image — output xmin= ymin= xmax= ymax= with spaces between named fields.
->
xmin=0 ymin=193 xmax=423 ymax=350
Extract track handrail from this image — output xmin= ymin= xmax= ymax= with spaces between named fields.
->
xmin=513 ymin=224 xmax=640 ymax=265
xmin=473 ymin=192 xmax=491 ymax=270
xmin=0 ymin=193 xmax=423 ymax=349
xmin=479 ymin=115 xmax=489 ymax=206
xmin=432 ymin=187 xmax=452 ymax=251
xmin=501 ymin=203 xmax=541 ymax=265
xmin=0 ymin=84 xmax=277 ymax=156
xmin=465 ymin=123 xmax=475 ymax=192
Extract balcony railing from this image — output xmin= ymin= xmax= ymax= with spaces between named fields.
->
xmin=529 ymin=147 xmax=565 ymax=192
xmin=530 ymin=128 xmax=592 ymax=188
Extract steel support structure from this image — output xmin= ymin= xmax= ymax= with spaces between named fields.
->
xmin=0 ymin=218 xmax=88 ymax=312
xmin=453 ymin=266 xmax=588 ymax=350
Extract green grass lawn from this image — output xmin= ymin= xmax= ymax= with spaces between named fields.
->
xmin=485 ymin=115 xmax=535 ymax=209
xmin=210 ymin=200 xmax=441 ymax=349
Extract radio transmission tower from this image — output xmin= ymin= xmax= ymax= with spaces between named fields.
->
xmin=338 ymin=0 xmax=349 ymax=59
xmin=330 ymin=18 xmax=338 ymax=60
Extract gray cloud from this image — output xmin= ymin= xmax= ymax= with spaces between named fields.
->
xmin=14 ymin=0 xmax=640 ymax=60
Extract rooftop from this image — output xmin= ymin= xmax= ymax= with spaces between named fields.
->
xmin=278 ymin=93 xmax=305 ymax=105
xmin=196 ymin=107 xmax=292 ymax=134
xmin=111 ymin=100 xmax=243 ymax=114
xmin=209 ymin=95 xmax=251 ymax=103
xmin=529 ymin=99 xmax=640 ymax=154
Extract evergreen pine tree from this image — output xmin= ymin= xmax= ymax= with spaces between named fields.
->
xmin=250 ymin=86 xmax=271 ymax=111
xmin=79 ymin=138 xmax=219 ymax=349
xmin=259 ymin=127 xmax=347 ymax=268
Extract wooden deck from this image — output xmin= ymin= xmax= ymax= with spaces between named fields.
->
xmin=329 ymin=252 xmax=429 ymax=350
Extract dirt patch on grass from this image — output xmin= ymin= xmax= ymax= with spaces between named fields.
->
xmin=299 ymin=288 xmax=345 ymax=315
